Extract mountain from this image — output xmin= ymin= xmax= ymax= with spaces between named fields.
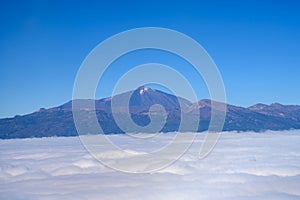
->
xmin=248 ymin=103 xmax=300 ymax=120
xmin=0 ymin=86 xmax=300 ymax=139
xmin=195 ymin=100 xmax=300 ymax=132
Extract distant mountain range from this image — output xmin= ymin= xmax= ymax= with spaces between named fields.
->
xmin=1 ymin=86 xmax=300 ymax=139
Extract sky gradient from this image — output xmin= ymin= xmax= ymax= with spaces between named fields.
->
xmin=0 ymin=0 xmax=300 ymax=118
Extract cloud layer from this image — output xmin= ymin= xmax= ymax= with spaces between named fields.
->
xmin=1 ymin=130 xmax=300 ymax=199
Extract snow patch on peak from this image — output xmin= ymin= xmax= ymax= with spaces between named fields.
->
xmin=139 ymin=87 xmax=149 ymax=95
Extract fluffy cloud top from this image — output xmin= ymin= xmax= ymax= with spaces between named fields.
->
xmin=1 ymin=130 xmax=300 ymax=200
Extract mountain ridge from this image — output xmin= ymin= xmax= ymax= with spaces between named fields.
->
xmin=1 ymin=86 xmax=300 ymax=139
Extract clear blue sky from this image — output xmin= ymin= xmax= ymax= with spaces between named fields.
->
xmin=0 ymin=0 xmax=299 ymax=118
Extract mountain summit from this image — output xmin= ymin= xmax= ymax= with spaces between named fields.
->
xmin=0 ymin=87 xmax=300 ymax=139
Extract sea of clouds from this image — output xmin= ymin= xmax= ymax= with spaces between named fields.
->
xmin=1 ymin=130 xmax=300 ymax=200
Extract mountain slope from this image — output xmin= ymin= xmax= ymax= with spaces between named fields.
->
xmin=0 ymin=87 xmax=300 ymax=139
xmin=193 ymin=100 xmax=300 ymax=131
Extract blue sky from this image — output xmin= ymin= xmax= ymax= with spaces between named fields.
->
xmin=0 ymin=0 xmax=300 ymax=118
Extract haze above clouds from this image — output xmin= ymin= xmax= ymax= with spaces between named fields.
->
xmin=1 ymin=131 xmax=300 ymax=200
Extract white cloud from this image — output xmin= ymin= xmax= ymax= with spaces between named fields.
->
xmin=0 ymin=130 xmax=300 ymax=199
